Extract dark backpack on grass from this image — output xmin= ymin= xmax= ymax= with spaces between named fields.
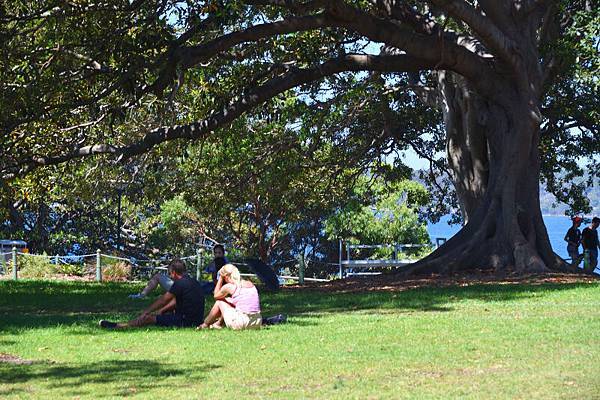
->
xmin=263 ymin=314 xmax=287 ymax=326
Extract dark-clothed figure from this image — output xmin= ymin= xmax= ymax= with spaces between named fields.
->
xmin=582 ymin=217 xmax=600 ymax=272
xmin=100 ymin=259 xmax=205 ymax=329
xmin=564 ymin=216 xmax=583 ymax=266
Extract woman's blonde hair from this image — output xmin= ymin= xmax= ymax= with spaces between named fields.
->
xmin=219 ymin=263 xmax=242 ymax=285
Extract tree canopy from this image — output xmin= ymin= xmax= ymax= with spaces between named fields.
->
xmin=1 ymin=0 xmax=598 ymax=274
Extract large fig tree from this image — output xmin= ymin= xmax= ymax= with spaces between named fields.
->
xmin=1 ymin=0 xmax=598 ymax=274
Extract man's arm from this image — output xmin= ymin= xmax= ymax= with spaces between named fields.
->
xmin=158 ymin=297 xmax=177 ymax=314
xmin=142 ymin=292 xmax=175 ymax=315
xmin=564 ymin=229 xmax=577 ymax=246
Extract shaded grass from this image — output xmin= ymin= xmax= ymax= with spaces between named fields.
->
xmin=1 ymin=279 xmax=599 ymax=399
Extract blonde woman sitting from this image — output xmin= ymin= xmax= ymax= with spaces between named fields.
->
xmin=197 ymin=263 xmax=262 ymax=330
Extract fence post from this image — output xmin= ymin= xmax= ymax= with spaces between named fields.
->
xmin=96 ymin=250 xmax=102 ymax=282
xmin=12 ymin=247 xmax=17 ymax=280
xmin=55 ymin=254 xmax=59 ymax=265
xmin=196 ymin=249 xmax=202 ymax=281
xmin=0 ymin=251 xmax=5 ymax=275
xmin=299 ymin=253 xmax=305 ymax=285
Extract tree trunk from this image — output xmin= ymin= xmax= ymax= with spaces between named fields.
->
xmin=438 ymin=71 xmax=489 ymax=223
xmin=408 ymin=78 xmax=566 ymax=275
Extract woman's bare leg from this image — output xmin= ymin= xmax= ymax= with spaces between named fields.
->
xmin=198 ymin=301 xmax=223 ymax=328
xmin=197 ymin=300 xmax=234 ymax=329
xmin=211 ymin=317 xmax=224 ymax=329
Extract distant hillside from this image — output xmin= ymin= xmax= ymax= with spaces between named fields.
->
xmin=540 ymin=181 xmax=600 ymax=216
xmin=413 ymin=170 xmax=599 ymax=217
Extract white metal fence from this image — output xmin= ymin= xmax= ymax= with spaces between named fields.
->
xmin=0 ymin=239 xmax=453 ymax=283
xmin=0 ymin=247 xmax=333 ymax=284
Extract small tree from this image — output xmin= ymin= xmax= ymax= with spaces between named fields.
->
xmin=325 ymin=178 xmax=430 ymax=256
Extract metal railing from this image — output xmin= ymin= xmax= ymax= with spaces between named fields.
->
xmin=0 ymin=247 xmax=334 ymax=284
xmin=337 ymin=239 xmax=445 ymax=278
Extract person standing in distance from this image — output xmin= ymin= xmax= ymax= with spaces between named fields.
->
xmin=582 ymin=217 xmax=600 ymax=272
xmin=564 ymin=216 xmax=583 ymax=267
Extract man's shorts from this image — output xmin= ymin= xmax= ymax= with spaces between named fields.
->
xmin=157 ymin=274 xmax=174 ymax=291
xmin=155 ymin=313 xmax=198 ymax=328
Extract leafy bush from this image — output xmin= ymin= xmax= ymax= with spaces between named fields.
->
xmin=324 ymin=178 xmax=431 ymax=248
xmin=102 ymin=261 xmax=132 ymax=282
xmin=54 ymin=262 xmax=85 ymax=276
xmin=2 ymin=255 xmax=90 ymax=279
xmin=4 ymin=255 xmax=57 ymax=279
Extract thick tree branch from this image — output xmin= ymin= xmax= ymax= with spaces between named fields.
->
xmin=538 ymin=4 xmax=563 ymax=88
xmin=243 ymin=0 xmax=327 ymax=14
xmin=516 ymin=0 xmax=554 ymax=16
xmin=152 ymin=1 xmax=496 ymax=98
xmin=149 ymin=13 xmax=332 ymax=95
xmin=4 ymin=54 xmax=439 ymax=179
xmin=477 ymin=1 xmax=516 ymax=36
xmin=426 ymin=0 xmax=519 ymax=70
xmin=178 ymin=13 xmax=331 ymax=69
xmin=325 ymin=2 xmax=495 ymax=91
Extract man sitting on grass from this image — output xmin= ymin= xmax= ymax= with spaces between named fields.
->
xmin=100 ymin=259 xmax=204 ymax=329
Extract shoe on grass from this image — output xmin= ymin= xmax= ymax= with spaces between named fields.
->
xmin=99 ymin=320 xmax=118 ymax=329
xmin=128 ymin=293 xmax=145 ymax=299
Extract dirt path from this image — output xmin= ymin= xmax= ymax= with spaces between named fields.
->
xmin=284 ymin=271 xmax=600 ymax=294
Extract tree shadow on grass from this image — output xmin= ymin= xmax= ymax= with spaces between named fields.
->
xmin=261 ymin=282 xmax=599 ymax=317
xmin=0 ymin=313 xmax=204 ymax=334
xmin=0 ymin=359 xmax=221 ymax=397
xmin=0 ymin=281 xmax=597 ymax=331
xmin=0 ymin=280 xmax=145 ymax=315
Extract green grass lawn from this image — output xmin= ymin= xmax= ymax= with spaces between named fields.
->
xmin=1 ymin=279 xmax=599 ymax=399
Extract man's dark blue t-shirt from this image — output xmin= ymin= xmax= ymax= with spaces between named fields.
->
xmin=168 ymin=275 xmax=205 ymax=325
xmin=565 ymin=227 xmax=581 ymax=245
xmin=582 ymin=227 xmax=599 ymax=250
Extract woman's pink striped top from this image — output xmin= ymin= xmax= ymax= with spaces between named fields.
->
xmin=229 ymin=284 xmax=261 ymax=314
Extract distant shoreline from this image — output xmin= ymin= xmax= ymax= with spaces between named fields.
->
xmin=542 ymin=214 xmax=596 ymax=218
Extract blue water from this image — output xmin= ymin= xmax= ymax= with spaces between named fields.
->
xmin=427 ymin=215 xmax=573 ymax=259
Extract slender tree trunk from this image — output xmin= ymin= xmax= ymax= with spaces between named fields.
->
xmin=34 ymin=203 xmax=50 ymax=252
xmin=7 ymin=200 xmax=25 ymax=235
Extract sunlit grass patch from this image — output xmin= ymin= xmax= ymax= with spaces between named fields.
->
xmin=1 ymin=279 xmax=599 ymax=399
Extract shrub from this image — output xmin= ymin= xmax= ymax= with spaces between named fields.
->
xmin=102 ymin=261 xmax=132 ymax=282
xmin=4 ymin=255 xmax=57 ymax=279
xmin=54 ymin=262 xmax=85 ymax=276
